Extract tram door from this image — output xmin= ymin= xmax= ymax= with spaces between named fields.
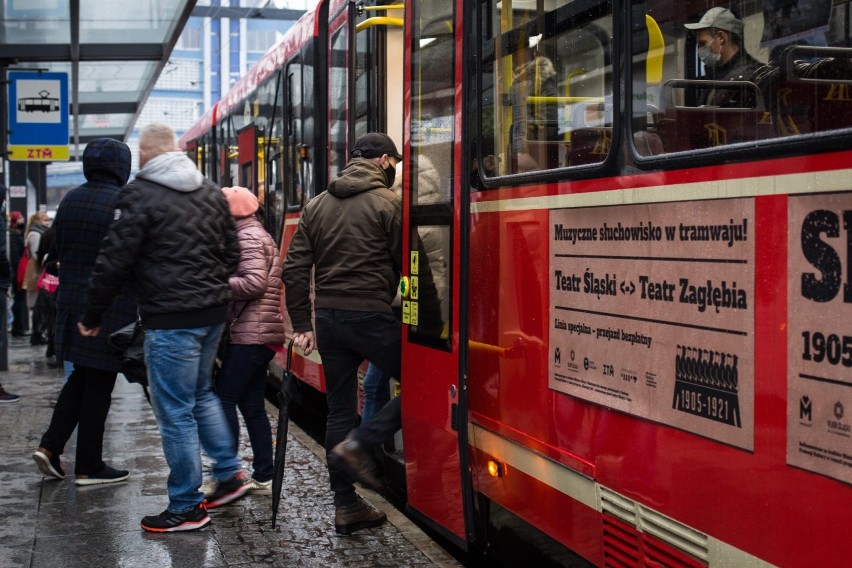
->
xmin=237 ymin=124 xmax=258 ymax=194
xmin=399 ymin=0 xmax=467 ymax=545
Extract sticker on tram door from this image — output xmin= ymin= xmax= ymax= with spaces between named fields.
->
xmin=410 ymin=251 xmax=419 ymax=275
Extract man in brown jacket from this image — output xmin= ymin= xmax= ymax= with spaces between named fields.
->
xmin=282 ymin=132 xmax=402 ymax=535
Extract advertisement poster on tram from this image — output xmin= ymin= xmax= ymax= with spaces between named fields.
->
xmin=787 ymin=193 xmax=852 ymax=485
xmin=548 ymin=199 xmax=755 ymax=450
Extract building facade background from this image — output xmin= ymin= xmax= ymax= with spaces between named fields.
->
xmin=45 ymin=0 xmax=309 ymax=207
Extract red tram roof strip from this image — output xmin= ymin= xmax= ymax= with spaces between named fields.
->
xmin=216 ymin=1 xmax=324 ymax=120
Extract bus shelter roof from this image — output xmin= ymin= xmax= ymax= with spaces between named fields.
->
xmin=0 ymin=0 xmax=196 ymax=159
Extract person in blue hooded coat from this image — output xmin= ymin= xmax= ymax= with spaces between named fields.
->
xmin=32 ymin=138 xmax=138 ymax=486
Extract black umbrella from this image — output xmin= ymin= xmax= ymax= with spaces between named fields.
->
xmin=271 ymin=339 xmax=295 ymax=529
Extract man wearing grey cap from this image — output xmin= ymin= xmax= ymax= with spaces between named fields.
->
xmin=685 ymin=7 xmax=761 ymax=107
xmin=282 ymin=132 xmax=403 ymax=535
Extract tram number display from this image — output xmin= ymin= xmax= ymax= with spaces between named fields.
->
xmin=787 ymin=192 xmax=852 ymax=485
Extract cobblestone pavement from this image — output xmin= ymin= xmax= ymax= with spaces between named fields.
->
xmin=0 ymin=337 xmax=461 ymax=568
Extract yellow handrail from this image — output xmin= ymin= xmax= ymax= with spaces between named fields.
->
xmin=360 ymin=3 xmax=403 ymax=10
xmin=527 ymin=95 xmax=603 ymax=104
xmin=646 ymin=14 xmax=664 ymax=84
xmin=356 ymin=16 xmax=403 ymax=32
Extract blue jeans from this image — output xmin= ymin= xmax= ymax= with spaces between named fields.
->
xmin=144 ymin=324 xmax=241 ymax=514
xmin=314 ymin=309 xmax=401 ymax=506
xmin=361 ymin=362 xmax=390 ymax=423
xmin=216 ymin=343 xmax=275 ymax=482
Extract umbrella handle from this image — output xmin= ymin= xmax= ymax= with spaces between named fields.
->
xmin=285 ymin=338 xmax=295 ymax=372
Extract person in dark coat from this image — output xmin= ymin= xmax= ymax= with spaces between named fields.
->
xmin=32 ymin=138 xmax=137 ymax=486
xmin=35 ymin=224 xmax=57 ymax=359
xmin=0 ymin=197 xmax=17 ymax=403
xmin=9 ymin=210 xmax=28 ymax=336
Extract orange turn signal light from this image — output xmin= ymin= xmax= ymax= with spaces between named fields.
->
xmin=487 ymin=459 xmax=504 ymax=478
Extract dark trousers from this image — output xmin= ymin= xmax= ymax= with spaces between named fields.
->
xmin=39 ymin=365 xmax=118 ymax=475
xmin=314 ymin=308 xmax=401 ymax=506
xmin=216 ymin=343 xmax=276 ymax=482
xmin=11 ymin=289 xmax=28 ymax=333
xmin=38 ymin=290 xmax=57 ymax=355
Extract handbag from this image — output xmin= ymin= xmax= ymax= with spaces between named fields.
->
xmin=37 ymin=269 xmax=59 ymax=294
xmin=220 ymin=302 xmax=250 ymax=356
xmin=108 ymin=320 xmax=148 ymax=390
xmin=16 ymin=255 xmax=29 ymax=289
xmin=213 ymin=302 xmax=249 ymax=384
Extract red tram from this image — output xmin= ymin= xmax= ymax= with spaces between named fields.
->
xmin=179 ymin=0 xmax=852 ymax=565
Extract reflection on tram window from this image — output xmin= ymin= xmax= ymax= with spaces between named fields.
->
xmin=477 ymin=0 xmax=614 ymax=177
xmin=632 ymin=1 xmax=852 ymax=157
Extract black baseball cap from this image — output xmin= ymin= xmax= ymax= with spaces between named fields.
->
xmin=351 ymin=132 xmax=403 ymax=161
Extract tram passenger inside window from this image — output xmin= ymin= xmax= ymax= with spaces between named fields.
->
xmin=684 ymin=7 xmax=762 ymax=108
xmin=510 ymin=49 xmax=560 ymax=170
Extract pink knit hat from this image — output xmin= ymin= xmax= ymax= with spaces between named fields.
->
xmin=221 ymin=186 xmax=259 ymax=218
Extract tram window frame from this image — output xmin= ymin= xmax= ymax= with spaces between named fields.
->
xmin=353 ymin=24 xmax=381 ymax=140
xmin=262 ymin=70 xmax=286 ymax=242
xmin=627 ymin=1 xmax=852 ymax=167
xmin=407 ymin=0 xmax=456 ymax=351
xmin=284 ymin=58 xmax=305 ymax=213
xmin=328 ymin=24 xmax=349 ymax=181
xmin=473 ymin=0 xmax=616 ymax=189
xmin=301 ymin=41 xmax=316 ymax=204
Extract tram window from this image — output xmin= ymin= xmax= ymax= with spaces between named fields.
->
xmin=478 ymin=0 xmax=613 ymax=177
xmin=264 ymin=72 xmax=286 ymax=240
xmin=410 ymin=0 xmax=455 ymax=348
xmin=302 ymin=43 xmax=316 ymax=201
xmin=329 ymin=26 xmax=349 ymax=180
xmin=218 ymin=120 xmax=237 ymax=187
xmin=285 ymin=61 xmax=305 ymax=212
xmin=632 ymin=2 xmax=852 ymax=157
xmin=354 ymin=26 xmax=380 ymax=140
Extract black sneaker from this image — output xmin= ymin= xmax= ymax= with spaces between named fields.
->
xmin=0 ymin=386 xmax=20 ymax=403
xmin=33 ymin=448 xmax=65 ymax=479
xmin=75 ymin=465 xmax=130 ymax=486
xmin=141 ymin=503 xmax=210 ymax=532
xmin=204 ymin=471 xmax=250 ymax=509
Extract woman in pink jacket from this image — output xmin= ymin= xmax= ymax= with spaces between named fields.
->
xmin=215 ymin=186 xmax=285 ymax=494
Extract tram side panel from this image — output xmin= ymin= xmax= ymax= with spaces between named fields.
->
xmin=465 ymin=168 xmax=852 ymax=567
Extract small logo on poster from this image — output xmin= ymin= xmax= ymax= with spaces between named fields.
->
xmin=800 ymin=395 xmax=812 ymax=422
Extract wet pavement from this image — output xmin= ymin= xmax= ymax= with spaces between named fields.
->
xmin=0 ymin=336 xmax=461 ymax=568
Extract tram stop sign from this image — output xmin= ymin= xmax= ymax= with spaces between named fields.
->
xmin=8 ymin=71 xmax=69 ymax=161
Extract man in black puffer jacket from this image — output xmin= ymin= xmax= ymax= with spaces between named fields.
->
xmin=79 ymin=123 xmax=245 ymax=533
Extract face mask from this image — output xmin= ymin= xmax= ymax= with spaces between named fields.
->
xmin=697 ymin=45 xmax=721 ymax=68
xmin=384 ymin=164 xmax=396 ymax=188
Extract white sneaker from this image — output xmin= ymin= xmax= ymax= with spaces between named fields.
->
xmin=248 ymin=478 xmax=272 ymax=495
